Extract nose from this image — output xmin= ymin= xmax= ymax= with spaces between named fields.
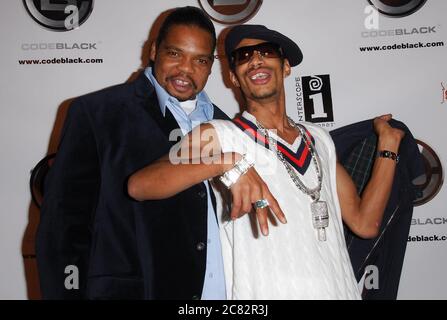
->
xmin=177 ymin=56 xmax=194 ymax=74
xmin=248 ymin=50 xmax=264 ymax=68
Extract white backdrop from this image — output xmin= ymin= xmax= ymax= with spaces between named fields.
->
xmin=0 ymin=0 xmax=445 ymax=299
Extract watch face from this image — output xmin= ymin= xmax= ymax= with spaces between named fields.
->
xmin=219 ymin=175 xmax=232 ymax=188
xmin=227 ymin=169 xmax=241 ymax=183
xmin=378 ymin=150 xmax=398 ymax=162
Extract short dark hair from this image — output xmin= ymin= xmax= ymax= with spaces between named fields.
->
xmin=156 ymin=6 xmax=216 ymax=52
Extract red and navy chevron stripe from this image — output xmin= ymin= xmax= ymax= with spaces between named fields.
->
xmin=233 ymin=116 xmax=315 ymax=175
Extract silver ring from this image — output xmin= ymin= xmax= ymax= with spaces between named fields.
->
xmin=254 ymin=199 xmax=269 ymax=209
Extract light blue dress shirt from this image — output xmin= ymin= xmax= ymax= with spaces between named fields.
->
xmin=144 ymin=67 xmax=226 ymax=300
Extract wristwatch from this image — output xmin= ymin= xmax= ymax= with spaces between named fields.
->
xmin=377 ymin=150 xmax=399 ymax=163
xmin=219 ymin=154 xmax=254 ymax=189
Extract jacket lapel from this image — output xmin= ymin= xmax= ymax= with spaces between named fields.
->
xmin=134 ymin=72 xmax=181 ymax=145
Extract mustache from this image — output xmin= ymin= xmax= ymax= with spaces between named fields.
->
xmin=167 ymin=74 xmax=197 ymax=90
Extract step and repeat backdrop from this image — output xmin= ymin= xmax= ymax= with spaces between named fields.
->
xmin=0 ymin=0 xmax=445 ymax=299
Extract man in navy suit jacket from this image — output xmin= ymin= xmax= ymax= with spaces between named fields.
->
xmin=36 ymin=6 xmax=233 ymax=300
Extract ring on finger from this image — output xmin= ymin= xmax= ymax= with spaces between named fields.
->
xmin=253 ymin=199 xmax=269 ymax=209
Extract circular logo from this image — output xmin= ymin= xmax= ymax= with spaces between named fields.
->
xmin=23 ymin=0 xmax=94 ymax=32
xmin=368 ymin=0 xmax=427 ymax=17
xmin=198 ymin=0 xmax=262 ymax=25
xmin=413 ymin=140 xmax=444 ymax=206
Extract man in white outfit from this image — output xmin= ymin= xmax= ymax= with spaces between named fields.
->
xmin=128 ymin=25 xmax=404 ymax=299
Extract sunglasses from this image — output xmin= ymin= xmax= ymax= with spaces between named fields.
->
xmin=230 ymin=42 xmax=282 ymax=66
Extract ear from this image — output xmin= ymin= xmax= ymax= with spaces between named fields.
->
xmin=229 ymin=70 xmax=240 ymax=87
xmin=283 ymin=58 xmax=291 ymax=78
xmin=150 ymin=42 xmax=157 ymax=62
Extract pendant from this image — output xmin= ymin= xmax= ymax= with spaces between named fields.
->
xmin=311 ymin=200 xmax=329 ymax=241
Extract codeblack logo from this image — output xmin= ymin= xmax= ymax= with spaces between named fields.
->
xmin=367 ymin=0 xmax=427 ymax=17
xmin=413 ymin=140 xmax=444 ymax=206
xmin=302 ymin=75 xmax=334 ymax=123
xmin=198 ymin=0 xmax=262 ymax=25
xmin=23 ymin=0 xmax=94 ymax=31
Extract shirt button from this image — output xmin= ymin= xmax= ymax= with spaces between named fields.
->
xmin=192 ymin=294 xmax=200 ymax=300
xmin=196 ymin=242 xmax=206 ymax=251
xmin=198 ymin=190 xmax=206 ymax=198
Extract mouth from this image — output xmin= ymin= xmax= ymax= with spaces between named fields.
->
xmin=168 ymin=76 xmax=196 ymax=93
xmin=247 ymin=69 xmax=271 ymax=85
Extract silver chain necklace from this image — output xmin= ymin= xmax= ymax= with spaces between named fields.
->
xmin=256 ymin=116 xmax=329 ymax=241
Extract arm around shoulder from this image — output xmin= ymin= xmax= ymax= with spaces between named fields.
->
xmin=127 ymin=123 xmax=239 ymax=201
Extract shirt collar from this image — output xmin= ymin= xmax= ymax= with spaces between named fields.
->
xmin=144 ymin=67 xmax=214 ymax=119
xmin=241 ymin=111 xmax=257 ymax=123
xmin=144 ymin=67 xmax=171 ymax=116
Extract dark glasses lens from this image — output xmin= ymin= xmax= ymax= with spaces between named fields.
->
xmin=231 ymin=42 xmax=282 ymax=66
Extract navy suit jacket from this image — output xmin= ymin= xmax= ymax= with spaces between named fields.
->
xmin=36 ymin=72 xmax=230 ymax=299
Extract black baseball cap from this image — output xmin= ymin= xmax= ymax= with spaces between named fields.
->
xmin=225 ymin=24 xmax=303 ymax=67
